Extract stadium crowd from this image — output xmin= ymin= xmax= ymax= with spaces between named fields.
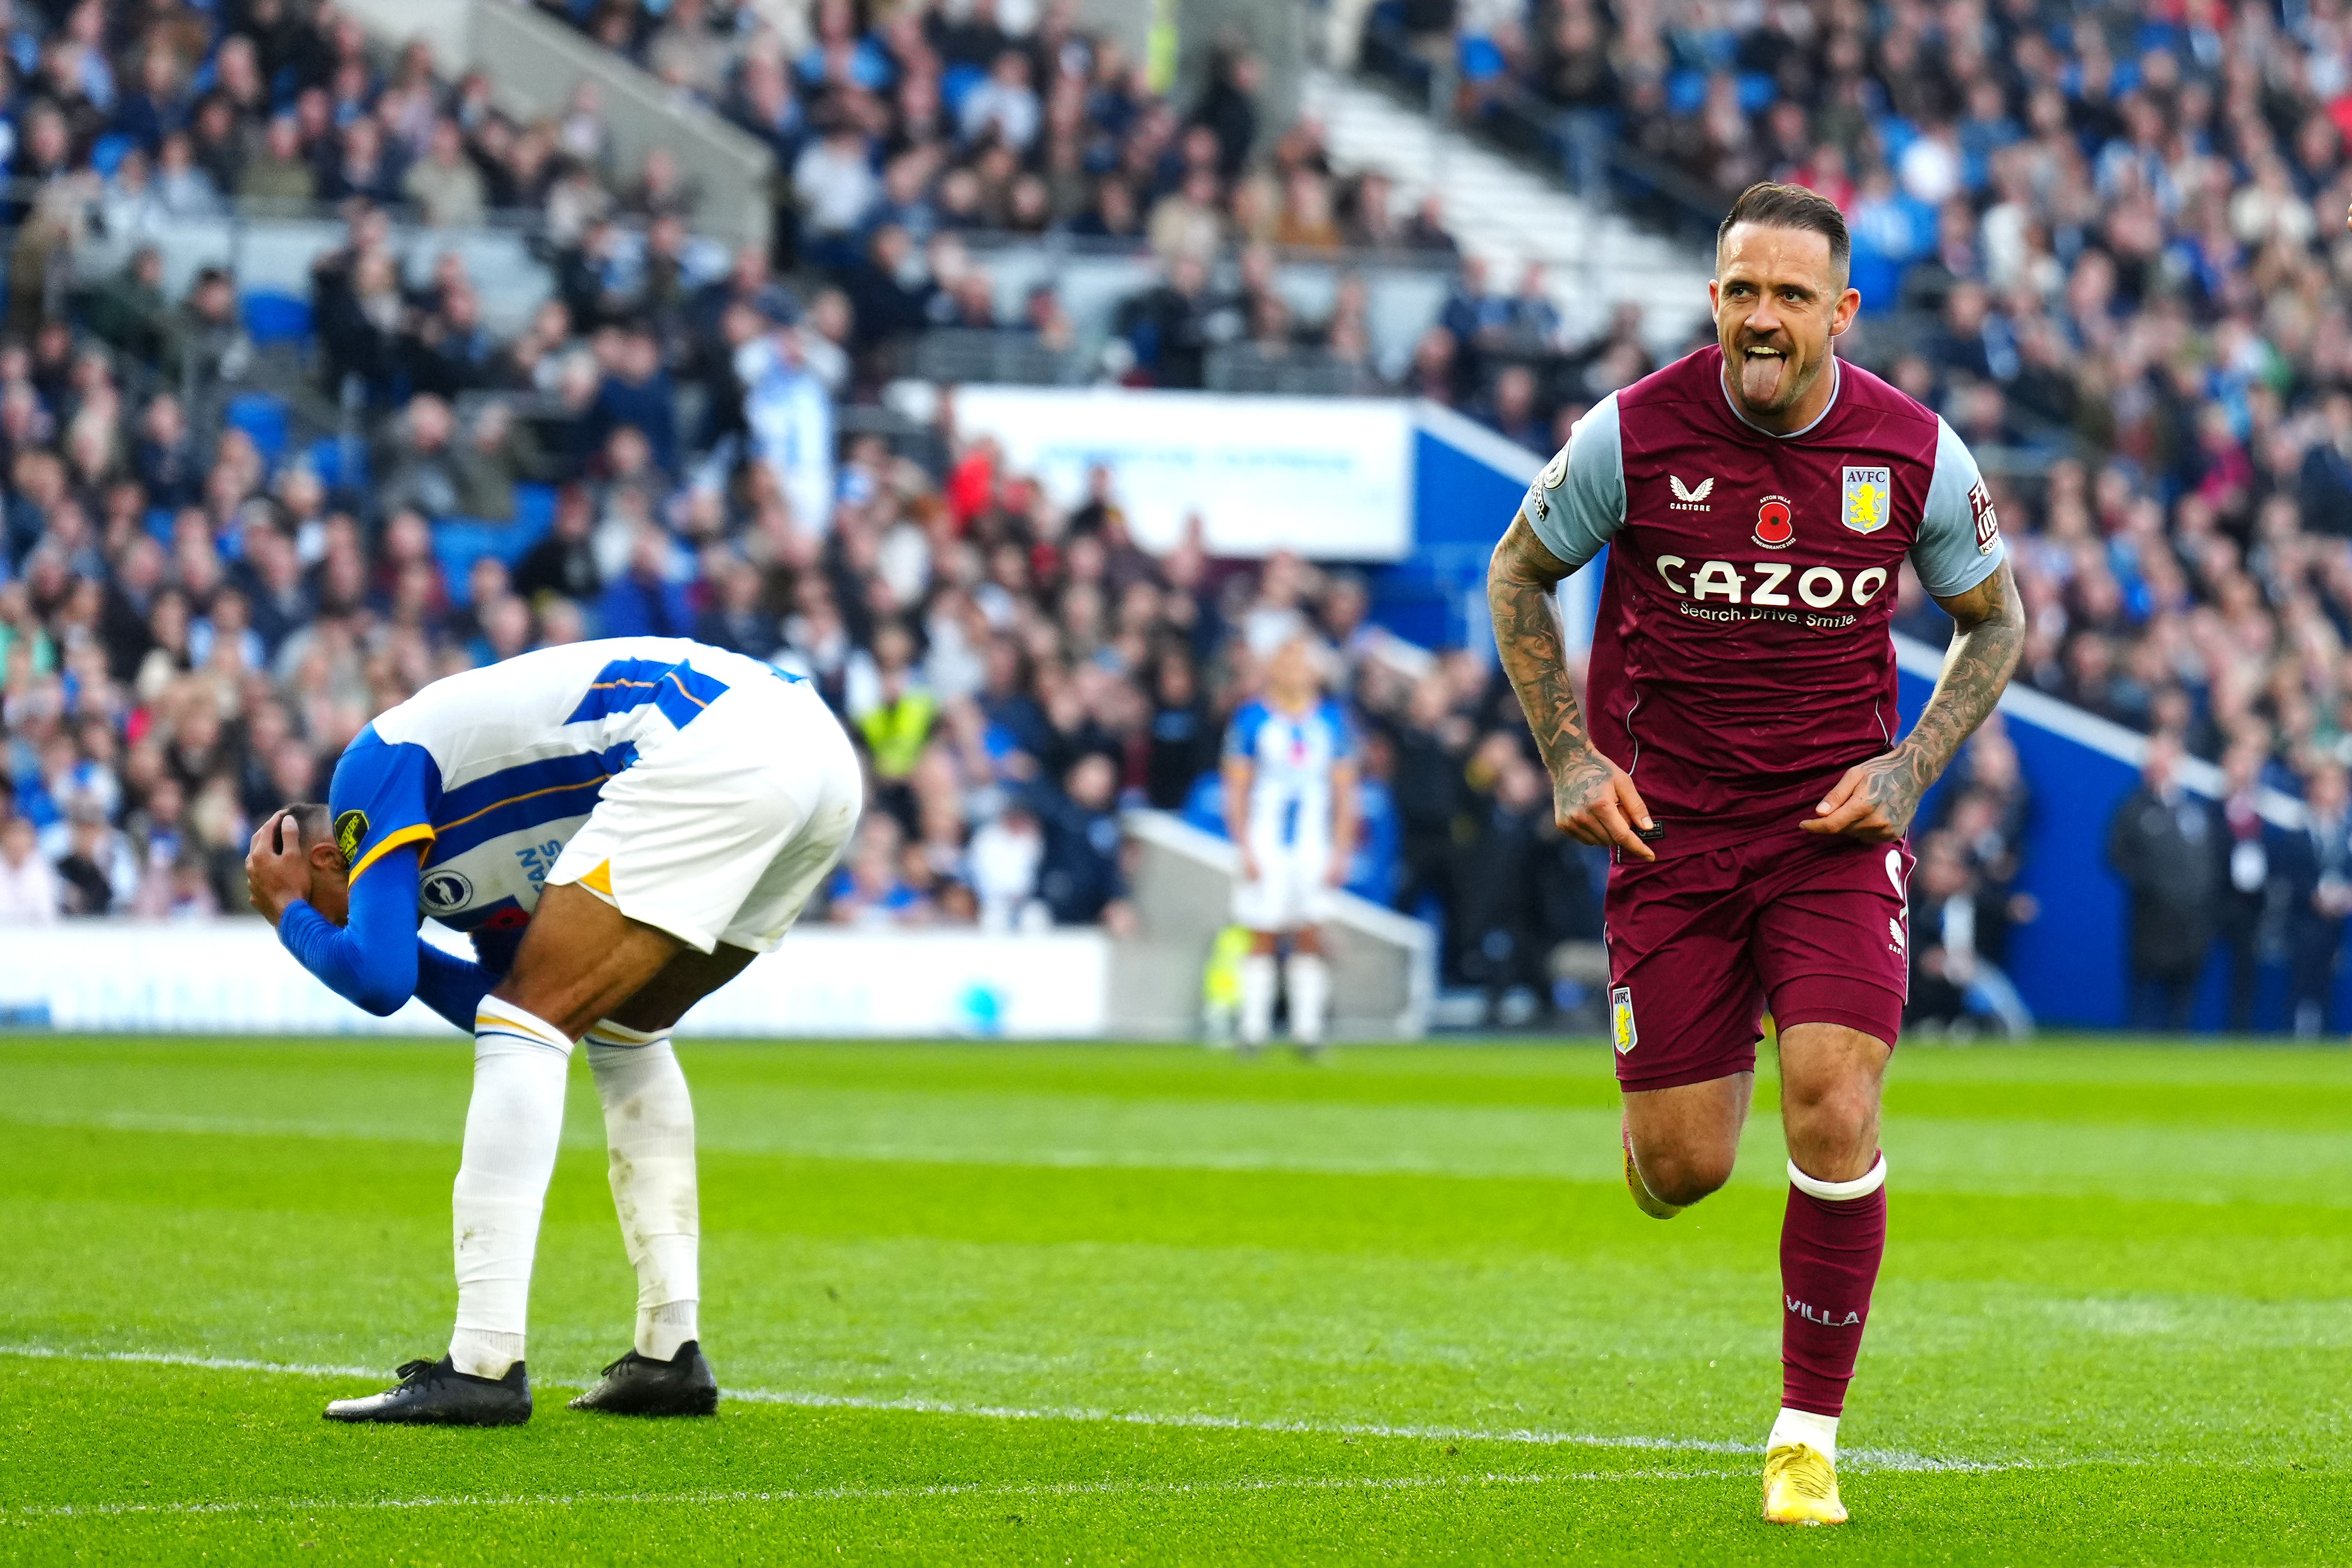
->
xmin=1349 ymin=0 xmax=2352 ymax=1030
xmin=0 ymin=0 xmax=1580 ymax=1017
xmin=3 ymin=0 xmax=2350 ymax=1030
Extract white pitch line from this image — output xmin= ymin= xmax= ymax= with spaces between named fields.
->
xmin=0 ymin=1344 xmax=381 ymax=1379
xmin=7 ymin=1467 xmax=1736 ymax=1521
xmin=0 ymin=1344 xmax=2012 ymax=1473
xmin=0 ymin=1106 xmax=1598 ymax=1180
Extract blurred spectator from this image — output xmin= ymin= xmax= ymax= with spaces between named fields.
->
xmin=2285 ymin=764 xmax=2352 ymax=1038
xmin=2213 ymin=741 xmax=2279 ymax=1033
xmin=0 ymin=813 xmax=60 ymax=920
xmin=1904 ymin=829 xmax=2032 ymax=1039
xmin=1032 ymin=752 xmax=1132 ymax=931
xmin=1451 ymin=745 xmax=1552 ymax=1021
xmin=967 ymin=800 xmax=1045 ymax=932
xmin=1143 ymin=650 xmax=1215 ymax=811
xmin=2107 ymin=736 xmax=2219 ymax=1032
xmin=402 ymin=119 xmax=485 ymax=229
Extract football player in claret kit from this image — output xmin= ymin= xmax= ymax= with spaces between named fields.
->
xmin=1223 ymin=634 xmax=1358 ymax=1055
xmin=243 ymin=637 xmax=863 ymax=1426
xmin=1486 ymin=183 xmax=2023 ymax=1523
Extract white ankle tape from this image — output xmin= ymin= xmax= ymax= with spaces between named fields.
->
xmin=1787 ymin=1153 xmax=1887 ymax=1202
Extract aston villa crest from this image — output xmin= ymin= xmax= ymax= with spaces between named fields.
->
xmin=1842 ymin=465 xmax=1891 ymax=535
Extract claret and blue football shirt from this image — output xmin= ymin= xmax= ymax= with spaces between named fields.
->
xmin=1518 ymin=346 xmax=2008 ymax=845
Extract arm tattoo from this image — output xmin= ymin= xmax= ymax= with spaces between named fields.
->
xmin=1487 ymin=516 xmax=1610 ymax=795
xmin=1866 ymin=561 xmax=2025 ymax=830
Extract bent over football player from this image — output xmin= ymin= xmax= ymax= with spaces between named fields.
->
xmin=244 ymin=637 xmax=862 ymax=1425
xmin=1486 ymin=183 xmax=2022 ymax=1524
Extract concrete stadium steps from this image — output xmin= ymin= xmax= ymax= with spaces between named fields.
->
xmin=75 ymin=218 xmax=554 ymax=341
xmin=1302 ymin=69 xmax=1713 ymax=357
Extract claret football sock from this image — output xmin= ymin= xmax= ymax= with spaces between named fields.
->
xmin=586 ymin=1020 xmax=702 ymax=1361
xmin=1778 ymin=1152 xmax=1888 ymax=1423
xmin=1284 ymin=953 xmax=1329 ymax=1046
xmin=1239 ymin=954 xmax=1277 ymax=1047
xmin=449 ymin=1001 xmax=575 ymax=1380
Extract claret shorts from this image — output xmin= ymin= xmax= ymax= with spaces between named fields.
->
xmin=1604 ymin=826 xmax=1912 ymax=1093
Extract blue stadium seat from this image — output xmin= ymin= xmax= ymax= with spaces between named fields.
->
xmin=433 ymin=507 xmax=556 ymax=607
xmin=224 ymin=393 xmax=289 ymax=465
xmin=242 ymin=291 xmax=313 ymax=345
xmin=307 ymin=435 xmax=367 ymax=494
xmin=941 ymin=62 xmax=987 ymax=117
xmin=1666 ymin=69 xmax=1707 ymax=117
xmin=1457 ymin=34 xmax=1507 ymax=82
xmin=90 ymin=134 xmax=134 ymax=178
xmin=513 ymin=482 xmax=557 ymax=534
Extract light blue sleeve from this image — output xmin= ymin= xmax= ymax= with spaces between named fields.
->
xmin=1519 ymin=392 xmax=1625 ymax=570
xmin=1912 ymin=418 xmax=2008 ymax=599
xmin=1320 ymin=699 xmax=1357 ymax=762
xmin=1223 ymin=701 xmax=1267 ymax=762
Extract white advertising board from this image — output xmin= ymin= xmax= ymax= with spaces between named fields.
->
xmin=949 ymin=387 xmax=1414 ymax=560
xmin=0 ymin=923 xmax=1110 ymax=1038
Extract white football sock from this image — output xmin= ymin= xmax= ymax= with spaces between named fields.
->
xmin=1284 ymin=951 xmax=1330 ymax=1045
xmin=586 ymin=1019 xmax=701 ymax=1361
xmin=448 ymin=1000 xmax=574 ymax=1380
xmin=1768 ymin=1406 xmax=1839 ymax=1463
xmin=1238 ymin=952 xmax=1277 ymax=1046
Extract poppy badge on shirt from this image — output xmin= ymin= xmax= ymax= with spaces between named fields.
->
xmin=1842 ymin=466 xmax=1892 ymax=535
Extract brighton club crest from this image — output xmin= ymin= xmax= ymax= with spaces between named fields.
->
xmin=1842 ymin=465 xmax=1892 ymax=535
xmin=1753 ymin=494 xmax=1794 ymax=549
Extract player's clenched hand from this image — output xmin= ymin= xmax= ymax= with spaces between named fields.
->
xmin=1551 ymin=747 xmax=1656 ymax=862
xmin=1802 ymin=751 xmax=1925 ymax=842
xmin=244 ymin=809 xmax=309 ymax=923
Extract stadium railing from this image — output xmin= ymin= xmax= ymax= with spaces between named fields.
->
xmin=918 ymin=233 xmax=1457 ymax=386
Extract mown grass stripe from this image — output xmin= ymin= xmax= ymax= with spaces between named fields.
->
xmin=0 ymin=1344 xmax=2016 ymax=1472
xmin=7 ymin=1468 xmax=1744 ymax=1520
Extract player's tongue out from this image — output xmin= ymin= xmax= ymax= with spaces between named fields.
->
xmin=1739 ymin=342 xmax=1792 ymax=406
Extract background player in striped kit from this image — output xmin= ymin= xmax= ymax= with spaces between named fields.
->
xmin=1221 ymin=635 xmax=1359 ymax=1055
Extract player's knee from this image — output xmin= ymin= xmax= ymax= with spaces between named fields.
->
xmin=1639 ymin=1143 xmax=1735 ymax=1207
xmin=1782 ymin=1085 xmax=1879 ymax=1176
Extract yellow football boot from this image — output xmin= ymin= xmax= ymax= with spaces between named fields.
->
xmin=1621 ymin=1122 xmax=1683 ymax=1220
xmin=1761 ymin=1442 xmax=1847 ymax=1526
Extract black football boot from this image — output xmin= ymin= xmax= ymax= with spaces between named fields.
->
xmin=322 ymin=1356 xmax=532 ymax=1426
xmin=567 ymin=1341 xmax=721 ymax=1416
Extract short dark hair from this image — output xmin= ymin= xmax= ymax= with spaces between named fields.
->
xmin=285 ymin=802 xmax=333 ymax=851
xmin=1716 ymin=182 xmax=1851 ymax=283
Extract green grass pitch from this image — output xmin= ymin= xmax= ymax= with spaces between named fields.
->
xmin=1 ymin=1034 xmax=2348 ymax=1564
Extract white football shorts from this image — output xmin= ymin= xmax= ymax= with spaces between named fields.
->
xmin=547 ymin=671 xmax=863 ymax=953
xmin=1231 ymin=836 xmax=1336 ymax=932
